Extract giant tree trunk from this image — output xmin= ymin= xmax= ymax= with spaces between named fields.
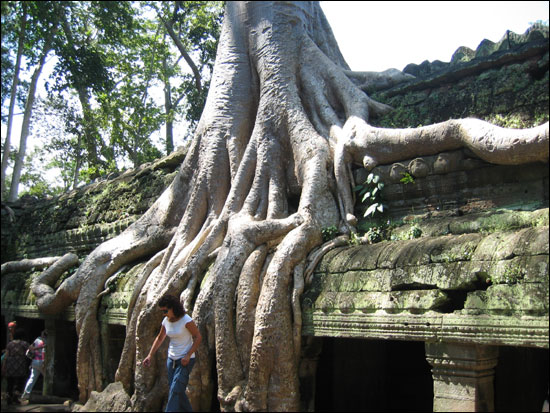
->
xmin=32 ymin=2 xmax=548 ymax=412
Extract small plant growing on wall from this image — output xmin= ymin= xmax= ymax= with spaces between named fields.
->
xmin=400 ymin=172 xmax=415 ymax=185
xmin=355 ymin=173 xmax=386 ymax=218
xmin=321 ymin=225 xmax=338 ymax=242
xmin=366 ymin=226 xmax=383 ymax=243
xmin=407 ymin=223 xmax=422 ymax=239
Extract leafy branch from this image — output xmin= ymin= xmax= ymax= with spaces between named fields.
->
xmin=354 ymin=172 xmax=387 ymax=218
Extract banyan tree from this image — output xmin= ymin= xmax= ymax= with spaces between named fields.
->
xmin=29 ymin=2 xmax=548 ymax=411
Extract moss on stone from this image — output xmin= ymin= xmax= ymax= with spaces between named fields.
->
xmin=464 ymin=283 xmax=549 ymax=315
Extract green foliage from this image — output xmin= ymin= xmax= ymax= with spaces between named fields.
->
xmin=321 ymin=225 xmax=338 ymax=242
xmin=407 ymin=223 xmax=423 ymax=239
xmin=365 ymin=226 xmax=383 ymax=243
xmin=400 ymin=172 xmax=415 ymax=185
xmin=18 ymin=147 xmax=64 ymax=198
xmin=2 ymin=1 xmax=224 ymax=198
xmin=485 ymin=113 xmax=549 ymax=129
xmin=348 ymin=231 xmax=361 ymax=246
xmin=354 ymin=173 xmax=387 ymax=218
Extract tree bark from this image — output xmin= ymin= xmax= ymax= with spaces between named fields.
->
xmin=1 ymin=2 xmax=26 ymax=201
xmin=8 ymin=18 xmax=58 ymax=201
xmin=33 ymin=2 xmax=548 ymax=411
xmin=1 ymin=256 xmax=65 ymax=275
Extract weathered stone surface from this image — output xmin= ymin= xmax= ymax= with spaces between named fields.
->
xmin=99 ymin=261 xmax=148 ymax=324
xmin=425 ymin=342 xmax=499 ymax=412
xmin=73 ymin=382 xmax=131 ymax=412
xmin=313 ymin=290 xmax=450 ymax=314
xmin=464 ymin=283 xmax=549 ymax=315
xmin=1 ymin=147 xmax=186 ymax=262
xmin=371 ymin=25 xmax=549 ymax=130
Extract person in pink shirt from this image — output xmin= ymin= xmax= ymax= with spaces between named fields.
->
xmin=21 ymin=330 xmax=47 ymax=401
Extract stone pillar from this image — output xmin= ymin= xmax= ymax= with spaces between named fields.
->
xmin=425 ymin=342 xmax=498 ymax=412
xmin=43 ymin=319 xmax=56 ymax=396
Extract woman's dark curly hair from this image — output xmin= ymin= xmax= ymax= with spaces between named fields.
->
xmin=158 ymin=294 xmax=186 ymax=317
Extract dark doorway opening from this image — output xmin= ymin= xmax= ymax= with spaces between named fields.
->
xmin=495 ymin=346 xmax=549 ymax=412
xmin=315 ymin=338 xmax=433 ymax=412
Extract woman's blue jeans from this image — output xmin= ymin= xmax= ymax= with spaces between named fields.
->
xmin=165 ymin=357 xmax=195 ymax=412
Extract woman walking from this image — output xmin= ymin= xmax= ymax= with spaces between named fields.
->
xmin=143 ymin=294 xmax=202 ymax=412
xmin=21 ymin=329 xmax=47 ymax=401
xmin=1 ymin=329 xmax=29 ymax=405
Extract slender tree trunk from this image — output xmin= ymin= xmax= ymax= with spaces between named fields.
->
xmin=72 ymin=133 xmax=83 ymax=190
xmin=163 ymin=19 xmax=202 ymax=94
xmin=162 ymin=57 xmax=175 ymax=155
xmin=8 ymin=23 xmax=56 ymax=201
xmin=1 ymin=2 xmax=27 ymax=201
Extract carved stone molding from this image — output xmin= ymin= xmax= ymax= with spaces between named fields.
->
xmin=302 ymin=311 xmax=549 ymax=349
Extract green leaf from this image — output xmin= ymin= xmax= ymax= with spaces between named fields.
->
xmin=364 ymin=203 xmax=378 ymax=217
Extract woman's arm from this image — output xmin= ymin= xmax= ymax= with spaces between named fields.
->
xmin=143 ymin=325 xmax=167 ymax=367
xmin=181 ymin=320 xmax=202 ymax=366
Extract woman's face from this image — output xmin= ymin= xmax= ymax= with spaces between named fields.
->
xmin=160 ymin=307 xmax=176 ymax=321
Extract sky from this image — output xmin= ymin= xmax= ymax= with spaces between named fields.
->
xmin=320 ymin=1 xmax=549 ymax=72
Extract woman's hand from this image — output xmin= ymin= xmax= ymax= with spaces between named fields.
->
xmin=181 ymin=354 xmax=191 ymax=366
xmin=143 ymin=355 xmax=152 ymax=367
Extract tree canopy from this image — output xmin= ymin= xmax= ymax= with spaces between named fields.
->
xmin=1 ymin=0 xmax=223 ymax=200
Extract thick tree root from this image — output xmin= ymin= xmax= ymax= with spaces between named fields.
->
xmin=30 ymin=253 xmax=79 ymax=313
xmin=1 ymin=255 xmax=73 ymax=275
xmin=304 ymin=235 xmax=350 ymax=285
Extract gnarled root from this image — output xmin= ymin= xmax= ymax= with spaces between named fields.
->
xmin=304 ymin=234 xmax=349 ymax=285
xmin=344 ymin=68 xmax=415 ymax=93
xmin=1 ymin=255 xmax=73 ymax=275
xmin=30 ymin=252 xmax=80 ymax=314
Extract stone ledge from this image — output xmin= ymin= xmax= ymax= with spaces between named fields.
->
xmin=1 ymin=304 xmax=75 ymax=321
xmin=302 ymin=311 xmax=549 ymax=348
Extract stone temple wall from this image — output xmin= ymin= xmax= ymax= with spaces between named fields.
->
xmin=369 ymin=23 xmax=549 ymax=129
xmin=1 ymin=149 xmax=185 ymax=262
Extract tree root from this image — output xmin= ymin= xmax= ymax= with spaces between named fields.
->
xmin=29 ymin=253 xmax=80 ymax=314
xmin=344 ymin=68 xmax=415 ymax=93
xmin=304 ymin=235 xmax=349 ymax=285
xmin=1 ymin=255 xmax=73 ymax=275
